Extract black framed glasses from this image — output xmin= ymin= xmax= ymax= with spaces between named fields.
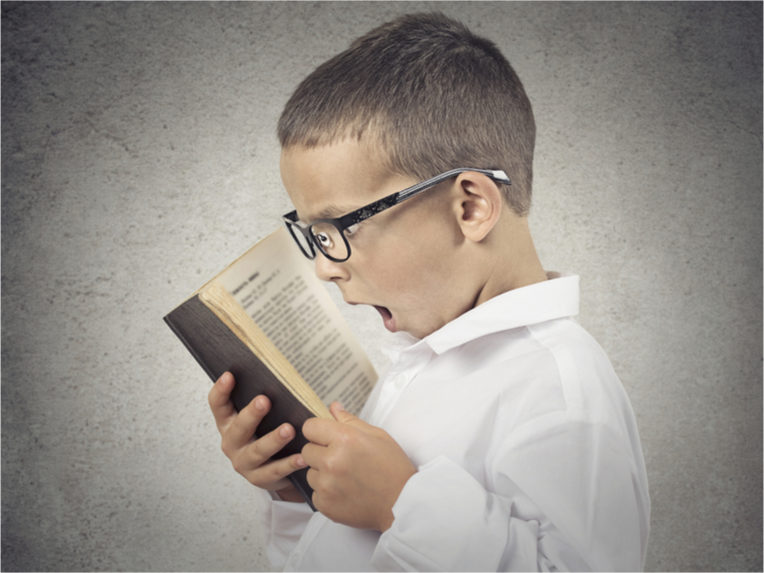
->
xmin=282 ymin=167 xmax=511 ymax=262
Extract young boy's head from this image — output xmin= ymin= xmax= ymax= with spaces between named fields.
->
xmin=278 ymin=12 xmax=545 ymax=338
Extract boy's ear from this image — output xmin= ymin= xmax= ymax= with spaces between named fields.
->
xmin=452 ymin=172 xmax=504 ymax=242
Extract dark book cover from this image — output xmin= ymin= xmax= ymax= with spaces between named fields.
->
xmin=164 ymin=294 xmax=316 ymax=510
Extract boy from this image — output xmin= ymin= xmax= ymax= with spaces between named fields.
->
xmin=208 ymin=12 xmax=650 ymax=571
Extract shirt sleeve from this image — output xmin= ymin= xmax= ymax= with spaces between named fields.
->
xmin=371 ymin=456 xmax=546 ymax=571
xmin=371 ymin=416 xmax=647 ymax=572
xmin=264 ymin=498 xmax=313 ymax=569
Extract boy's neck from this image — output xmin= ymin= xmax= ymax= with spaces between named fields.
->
xmin=472 ymin=214 xmax=548 ymax=308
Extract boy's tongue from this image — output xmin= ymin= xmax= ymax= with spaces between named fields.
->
xmin=374 ymin=305 xmax=396 ymax=332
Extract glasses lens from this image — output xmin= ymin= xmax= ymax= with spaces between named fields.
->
xmin=310 ymin=221 xmax=349 ymax=262
xmin=285 ymin=220 xmax=315 ymax=259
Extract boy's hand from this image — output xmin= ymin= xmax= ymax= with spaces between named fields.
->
xmin=208 ymin=371 xmax=306 ymax=502
xmin=301 ymin=403 xmax=417 ymax=531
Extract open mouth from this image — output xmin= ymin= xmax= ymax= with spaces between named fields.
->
xmin=373 ymin=305 xmax=396 ymax=332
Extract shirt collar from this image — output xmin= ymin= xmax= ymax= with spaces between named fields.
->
xmin=414 ymin=273 xmax=580 ymax=355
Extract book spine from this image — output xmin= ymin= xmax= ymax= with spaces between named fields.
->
xmin=164 ymin=297 xmax=316 ymax=510
xmin=164 ymin=314 xmax=217 ymax=381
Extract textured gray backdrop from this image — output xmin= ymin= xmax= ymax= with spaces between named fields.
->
xmin=2 ymin=2 xmax=761 ymax=571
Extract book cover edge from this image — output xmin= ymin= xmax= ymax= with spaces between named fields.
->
xmin=164 ymin=295 xmax=317 ymax=510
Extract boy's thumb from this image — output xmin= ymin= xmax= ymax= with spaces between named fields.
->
xmin=329 ymin=401 xmax=356 ymax=423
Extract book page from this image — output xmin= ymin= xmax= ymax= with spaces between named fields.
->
xmin=214 ymin=228 xmax=377 ymax=415
xmin=197 ymin=281 xmax=332 ymax=419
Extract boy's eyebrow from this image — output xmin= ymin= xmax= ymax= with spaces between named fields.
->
xmin=311 ymin=202 xmax=359 ymax=221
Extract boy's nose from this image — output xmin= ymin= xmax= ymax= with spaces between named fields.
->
xmin=314 ymin=251 xmax=350 ymax=282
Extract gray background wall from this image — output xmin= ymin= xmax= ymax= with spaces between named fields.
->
xmin=2 ymin=2 xmax=761 ymax=571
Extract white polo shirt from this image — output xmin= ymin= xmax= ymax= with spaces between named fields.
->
xmin=265 ymin=274 xmax=650 ymax=571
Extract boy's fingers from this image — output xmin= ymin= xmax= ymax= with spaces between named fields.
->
xmin=242 ymin=453 xmax=305 ymax=491
xmin=208 ymin=372 xmax=237 ymax=430
xmin=223 ymin=394 xmax=272 ymax=450
xmin=243 ymin=423 xmax=296 ymax=471
xmin=301 ymin=417 xmax=337 ymax=447
xmin=235 ymin=425 xmax=300 ymax=474
xmin=299 ymin=441 xmax=325 ymax=469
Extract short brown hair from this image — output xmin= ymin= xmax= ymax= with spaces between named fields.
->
xmin=277 ymin=12 xmax=536 ymax=215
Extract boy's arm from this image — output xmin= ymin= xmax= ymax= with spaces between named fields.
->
xmin=371 ymin=417 xmax=647 ymax=572
xmin=297 ymin=406 xmax=551 ymax=570
xmin=301 ymin=403 xmax=645 ymax=571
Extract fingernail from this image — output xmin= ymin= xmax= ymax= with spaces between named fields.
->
xmin=255 ymin=396 xmax=267 ymax=411
xmin=279 ymin=424 xmax=293 ymax=439
xmin=294 ymin=455 xmax=306 ymax=468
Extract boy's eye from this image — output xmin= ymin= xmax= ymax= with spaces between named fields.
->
xmin=315 ymin=231 xmax=334 ymax=248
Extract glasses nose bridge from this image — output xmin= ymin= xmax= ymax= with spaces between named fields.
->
xmin=301 ymin=225 xmax=318 ymax=257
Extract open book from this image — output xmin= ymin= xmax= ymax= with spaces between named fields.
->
xmin=164 ymin=228 xmax=378 ymax=507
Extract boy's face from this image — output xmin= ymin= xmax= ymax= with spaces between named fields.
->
xmin=280 ymin=138 xmax=480 ymax=339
